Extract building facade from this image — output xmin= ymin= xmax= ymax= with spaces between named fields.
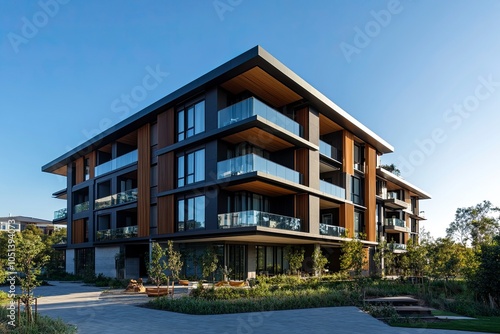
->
xmin=42 ymin=46 xmax=430 ymax=279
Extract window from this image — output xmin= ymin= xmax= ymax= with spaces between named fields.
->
xmin=177 ymin=149 xmax=205 ymax=187
xmin=177 ymin=100 xmax=205 ymax=141
xmin=177 ymin=195 xmax=205 ymax=231
xmin=257 ymin=245 xmax=288 ymax=275
xmin=322 ymin=213 xmax=333 ymax=225
xmin=351 ymin=176 xmax=363 ymax=205
xmin=354 ymin=211 xmax=364 ymax=238
xmin=84 ymin=158 xmax=90 ymax=181
xmin=354 ymin=143 xmax=364 ymax=172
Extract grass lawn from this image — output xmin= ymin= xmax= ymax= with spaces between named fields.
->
xmin=391 ymin=316 xmax=500 ymax=333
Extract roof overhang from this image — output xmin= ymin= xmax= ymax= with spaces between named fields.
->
xmin=43 ymin=45 xmax=394 ymax=174
xmin=377 ymin=168 xmax=431 ymax=199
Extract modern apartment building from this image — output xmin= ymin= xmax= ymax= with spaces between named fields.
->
xmin=42 ymin=46 xmax=430 ymax=279
xmin=0 ymin=215 xmax=65 ymax=235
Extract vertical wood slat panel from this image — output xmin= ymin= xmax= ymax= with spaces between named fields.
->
xmin=342 ymin=131 xmax=354 ymax=175
xmin=158 ymin=195 xmax=174 ymax=234
xmin=87 ymin=152 xmax=96 ymax=179
xmin=340 ymin=203 xmax=354 ymax=237
xmin=72 ymin=219 xmax=84 ymax=244
xmin=138 ymin=124 xmax=151 ymax=238
xmin=364 ymin=145 xmax=376 ymax=242
xmin=295 ymin=107 xmax=309 ymax=140
xmin=294 ymin=149 xmax=309 ymax=187
xmin=157 ymin=107 xmax=175 ymax=148
xmin=295 ymin=194 xmax=309 ymax=232
xmin=157 ymin=152 xmax=174 ymax=192
xmin=75 ymin=158 xmax=84 ymax=184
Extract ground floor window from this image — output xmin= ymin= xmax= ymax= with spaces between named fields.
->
xmin=227 ymin=244 xmax=246 ymax=280
xmin=75 ymin=247 xmax=95 ymax=277
xmin=256 ymin=245 xmax=288 ymax=275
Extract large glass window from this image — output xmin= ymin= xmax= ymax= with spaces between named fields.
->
xmin=354 ymin=210 xmax=364 ymax=238
xmin=177 ymin=195 xmax=205 ymax=231
xmin=351 ymin=176 xmax=363 ymax=205
xmin=177 ymin=100 xmax=205 ymax=141
xmin=177 ymin=149 xmax=205 ymax=187
xmin=256 ymin=245 xmax=288 ymax=275
xmin=354 ymin=143 xmax=364 ymax=172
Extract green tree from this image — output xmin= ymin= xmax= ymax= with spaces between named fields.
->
xmin=446 ymin=201 xmax=499 ymax=248
xmin=0 ymin=232 xmax=11 ymax=283
xmin=284 ymin=246 xmax=305 ymax=276
xmin=312 ymin=246 xmax=329 ymax=277
xmin=427 ymin=238 xmax=466 ymax=281
xmin=399 ymin=238 xmax=428 ymax=280
xmin=471 ymin=236 xmax=500 ymax=308
xmin=380 ymin=163 xmax=401 ymax=176
xmin=44 ymin=228 xmax=67 ymax=277
xmin=201 ymin=246 xmax=219 ymax=282
xmin=340 ymin=236 xmax=366 ymax=278
xmin=148 ymin=242 xmax=168 ymax=290
xmin=373 ymin=238 xmax=396 ymax=277
xmin=15 ymin=227 xmax=50 ymax=322
xmin=166 ymin=240 xmax=183 ymax=281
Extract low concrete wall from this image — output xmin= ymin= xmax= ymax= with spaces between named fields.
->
xmin=95 ymin=246 xmax=120 ymax=278
xmin=65 ymin=249 xmax=75 ymax=274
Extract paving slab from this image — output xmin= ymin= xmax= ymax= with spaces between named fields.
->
xmin=2 ymin=282 xmax=489 ymax=334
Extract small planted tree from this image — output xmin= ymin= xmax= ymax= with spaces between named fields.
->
xmin=148 ymin=242 xmax=168 ymax=294
xmin=201 ymin=246 xmax=218 ymax=282
xmin=284 ymin=246 xmax=305 ymax=277
xmin=312 ymin=246 xmax=329 ymax=278
xmin=340 ymin=235 xmax=366 ymax=278
xmin=15 ymin=226 xmax=49 ymax=323
xmin=166 ymin=240 xmax=183 ymax=297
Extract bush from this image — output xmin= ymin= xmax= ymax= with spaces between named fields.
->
xmin=0 ymin=307 xmax=76 ymax=334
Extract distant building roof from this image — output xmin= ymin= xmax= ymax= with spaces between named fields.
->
xmin=0 ymin=216 xmax=52 ymax=224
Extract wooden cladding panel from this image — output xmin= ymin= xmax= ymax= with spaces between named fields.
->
xmin=340 ymin=203 xmax=354 ymax=238
xmin=157 ymin=108 xmax=175 ymax=148
xmin=294 ymin=149 xmax=309 ymax=186
xmin=75 ymin=157 xmax=84 ymax=184
xmin=137 ymin=124 xmax=151 ymax=238
xmin=364 ymin=145 xmax=377 ymax=242
xmin=295 ymin=194 xmax=309 ymax=232
xmin=87 ymin=152 xmax=96 ymax=179
xmin=222 ymin=128 xmax=293 ymax=152
xmin=157 ymin=152 xmax=174 ymax=192
xmin=342 ymin=131 xmax=354 ymax=175
xmin=72 ymin=219 xmax=84 ymax=244
xmin=295 ymin=107 xmax=309 ymax=140
xmin=158 ymin=195 xmax=174 ymax=234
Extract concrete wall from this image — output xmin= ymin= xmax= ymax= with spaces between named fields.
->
xmin=95 ymin=246 xmax=120 ymax=278
xmin=247 ymin=245 xmax=257 ymax=279
xmin=66 ymin=249 xmax=75 ymax=274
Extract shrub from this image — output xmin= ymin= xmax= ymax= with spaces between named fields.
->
xmin=0 ymin=307 xmax=76 ymax=334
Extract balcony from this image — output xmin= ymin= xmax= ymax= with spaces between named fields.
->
xmin=95 ymin=150 xmax=138 ymax=177
xmin=319 ymin=140 xmax=341 ymax=162
xmin=54 ymin=208 xmax=67 ymax=220
xmin=217 ymin=154 xmax=302 ymax=184
xmin=95 ymin=225 xmax=138 ymax=241
xmin=95 ymin=189 xmax=138 ymax=210
xmin=218 ymin=97 xmax=303 ymax=137
xmin=354 ymin=162 xmax=364 ymax=173
xmin=74 ymin=201 xmax=89 ymax=214
xmin=319 ymin=223 xmax=347 ymax=237
xmin=218 ymin=210 xmax=301 ymax=231
xmin=383 ymin=193 xmax=409 ymax=210
xmin=320 ymin=180 xmax=346 ymax=199
xmin=384 ymin=218 xmax=408 ymax=233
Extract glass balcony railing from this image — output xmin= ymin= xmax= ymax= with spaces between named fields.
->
xmin=385 ymin=218 xmax=406 ymax=228
xmin=54 ymin=208 xmax=67 ymax=220
xmin=95 ymin=225 xmax=138 ymax=241
xmin=95 ymin=150 xmax=138 ymax=177
xmin=95 ymin=188 xmax=138 ymax=210
xmin=319 ymin=140 xmax=341 ymax=161
xmin=217 ymin=154 xmax=302 ymax=184
xmin=319 ymin=223 xmax=347 ymax=237
xmin=320 ymin=180 xmax=346 ymax=199
xmin=218 ymin=97 xmax=303 ymax=137
xmin=74 ymin=201 xmax=89 ymax=214
xmin=218 ymin=210 xmax=301 ymax=231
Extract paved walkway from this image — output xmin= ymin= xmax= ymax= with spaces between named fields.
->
xmin=4 ymin=282 xmax=490 ymax=334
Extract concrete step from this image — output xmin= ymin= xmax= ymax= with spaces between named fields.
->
xmin=393 ymin=306 xmax=433 ymax=317
xmin=364 ymin=296 xmax=420 ymax=306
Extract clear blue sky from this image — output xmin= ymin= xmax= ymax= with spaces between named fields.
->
xmin=1 ymin=0 xmax=499 ymax=238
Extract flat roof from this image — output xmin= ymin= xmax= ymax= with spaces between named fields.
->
xmin=377 ymin=168 xmax=431 ymax=199
xmin=43 ymin=45 xmax=394 ymax=173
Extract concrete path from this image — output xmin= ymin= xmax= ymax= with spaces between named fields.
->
xmin=4 ymin=282 xmax=489 ymax=334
